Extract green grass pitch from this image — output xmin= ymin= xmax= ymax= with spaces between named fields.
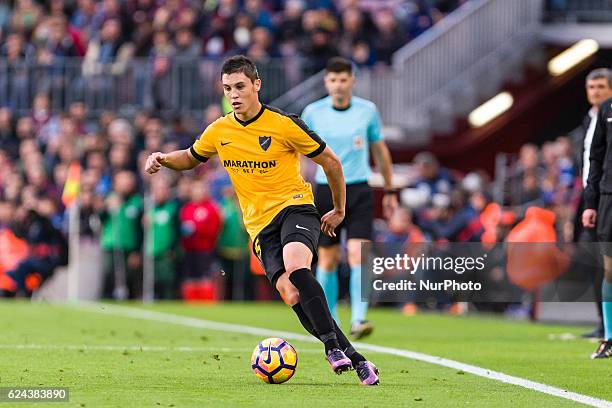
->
xmin=0 ymin=301 xmax=610 ymax=407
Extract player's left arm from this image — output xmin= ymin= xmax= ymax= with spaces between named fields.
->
xmin=284 ymin=114 xmax=345 ymax=237
xmin=310 ymin=147 xmax=346 ymax=237
xmin=368 ymin=107 xmax=398 ymax=217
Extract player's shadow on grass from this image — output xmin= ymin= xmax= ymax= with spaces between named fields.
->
xmin=284 ymin=381 xmax=379 ymax=387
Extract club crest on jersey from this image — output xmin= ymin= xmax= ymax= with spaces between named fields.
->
xmin=259 ymin=136 xmax=272 ymax=152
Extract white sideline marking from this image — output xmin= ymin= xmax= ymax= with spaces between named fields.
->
xmin=0 ymin=344 xmax=323 ymax=353
xmin=76 ymin=303 xmax=612 ymax=408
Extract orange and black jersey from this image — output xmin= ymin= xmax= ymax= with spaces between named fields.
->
xmin=190 ymin=104 xmax=326 ymax=240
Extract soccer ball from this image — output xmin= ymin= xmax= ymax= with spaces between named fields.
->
xmin=251 ymin=338 xmax=298 ymax=384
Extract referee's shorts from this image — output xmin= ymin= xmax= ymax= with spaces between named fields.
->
xmin=314 ymin=181 xmax=373 ymax=247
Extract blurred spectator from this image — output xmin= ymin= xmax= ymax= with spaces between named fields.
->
xmin=36 ymin=16 xmax=81 ymax=62
xmin=2 ymin=197 xmax=67 ymax=297
xmin=0 ymin=108 xmax=19 ymax=160
xmin=303 ymin=27 xmax=337 ymax=74
xmin=406 ymin=0 xmax=434 ymax=40
xmin=71 ymin=0 xmax=97 ymax=41
xmin=169 ymin=114 xmax=193 ymax=150
xmin=82 ymin=18 xmax=134 ymax=76
xmin=145 ymin=174 xmax=180 ymax=299
xmin=1 ymin=31 xmax=36 ymax=61
xmin=10 ymin=0 xmax=43 ymax=37
xmin=179 ymin=178 xmax=222 ymax=299
xmin=244 ymin=0 xmax=274 ymax=31
xmin=99 ymin=170 xmax=143 ymax=299
xmin=149 ymin=29 xmax=175 ymax=110
xmin=402 ymin=151 xmax=455 ymax=209
xmin=338 ymin=6 xmax=371 ymax=59
xmin=375 ymin=206 xmax=425 ymax=246
xmin=277 ymin=0 xmax=304 ymax=46
xmin=419 ymin=188 xmax=477 ymax=242
xmin=174 ymin=26 xmax=201 ymax=58
xmin=372 ymin=8 xmax=406 ymax=66
xmin=216 ymin=186 xmax=252 ymax=300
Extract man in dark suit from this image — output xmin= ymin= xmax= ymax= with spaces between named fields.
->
xmin=583 ymin=93 xmax=612 ymax=358
xmin=574 ymin=68 xmax=612 ymax=339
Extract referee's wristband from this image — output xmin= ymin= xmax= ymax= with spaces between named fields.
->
xmin=383 ymin=189 xmax=398 ymax=195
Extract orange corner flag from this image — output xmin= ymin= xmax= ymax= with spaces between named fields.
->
xmin=62 ymin=162 xmax=81 ymax=207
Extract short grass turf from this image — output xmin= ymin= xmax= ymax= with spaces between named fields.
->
xmin=0 ymin=300 xmax=610 ymax=407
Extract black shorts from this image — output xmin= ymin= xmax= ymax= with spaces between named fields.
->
xmin=253 ymin=205 xmax=321 ymax=285
xmin=597 ymin=194 xmax=612 ymax=256
xmin=315 ymin=182 xmax=373 ymax=247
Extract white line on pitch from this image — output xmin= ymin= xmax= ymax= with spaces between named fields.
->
xmin=0 ymin=344 xmax=323 ymax=353
xmin=75 ymin=303 xmax=612 ymax=408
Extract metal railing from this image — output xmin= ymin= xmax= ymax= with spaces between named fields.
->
xmin=0 ymin=57 xmax=305 ymax=117
xmin=383 ymin=0 xmax=542 ymax=131
xmin=272 ymin=0 xmax=543 ymax=139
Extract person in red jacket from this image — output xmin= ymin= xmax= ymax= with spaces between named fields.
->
xmin=179 ymin=177 xmax=222 ymax=300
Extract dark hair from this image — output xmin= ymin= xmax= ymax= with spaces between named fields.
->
xmin=326 ymin=57 xmax=353 ymax=75
xmin=586 ymin=68 xmax=612 ymax=88
xmin=221 ymin=55 xmax=260 ymax=83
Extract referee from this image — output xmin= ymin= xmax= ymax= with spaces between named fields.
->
xmin=302 ymin=57 xmax=398 ymax=340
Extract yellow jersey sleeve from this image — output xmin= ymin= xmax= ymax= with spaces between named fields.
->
xmin=190 ymin=124 xmax=218 ymax=162
xmin=283 ymin=114 xmax=326 ymax=158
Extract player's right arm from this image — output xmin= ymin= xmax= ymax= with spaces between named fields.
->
xmin=145 ymin=149 xmax=200 ymax=174
xmin=146 ymin=123 xmax=218 ymax=174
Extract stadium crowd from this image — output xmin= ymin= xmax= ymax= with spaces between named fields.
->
xmin=0 ymin=0 xmax=468 ymax=73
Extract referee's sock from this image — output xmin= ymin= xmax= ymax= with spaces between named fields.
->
xmin=604 ymin=280 xmax=612 ymax=340
xmin=316 ymin=267 xmax=339 ymax=321
xmin=289 ymin=268 xmax=340 ymax=352
xmin=350 ymin=265 xmax=369 ymax=325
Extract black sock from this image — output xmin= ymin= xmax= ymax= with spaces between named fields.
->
xmin=291 ymin=303 xmax=321 ymax=340
xmin=289 ymin=268 xmax=339 ymax=352
xmin=291 ymin=299 xmax=366 ymax=364
xmin=333 ymin=320 xmax=366 ymax=365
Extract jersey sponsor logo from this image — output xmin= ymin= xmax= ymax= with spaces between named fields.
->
xmin=296 ymin=224 xmax=310 ymax=231
xmin=221 ymin=141 xmax=232 ymax=146
xmin=259 ymin=136 xmax=272 ymax=152
xmin=293 ymin=194 xmax=304 ymax=199
xmin=223 ymin=159 xmax=277 ymax=169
